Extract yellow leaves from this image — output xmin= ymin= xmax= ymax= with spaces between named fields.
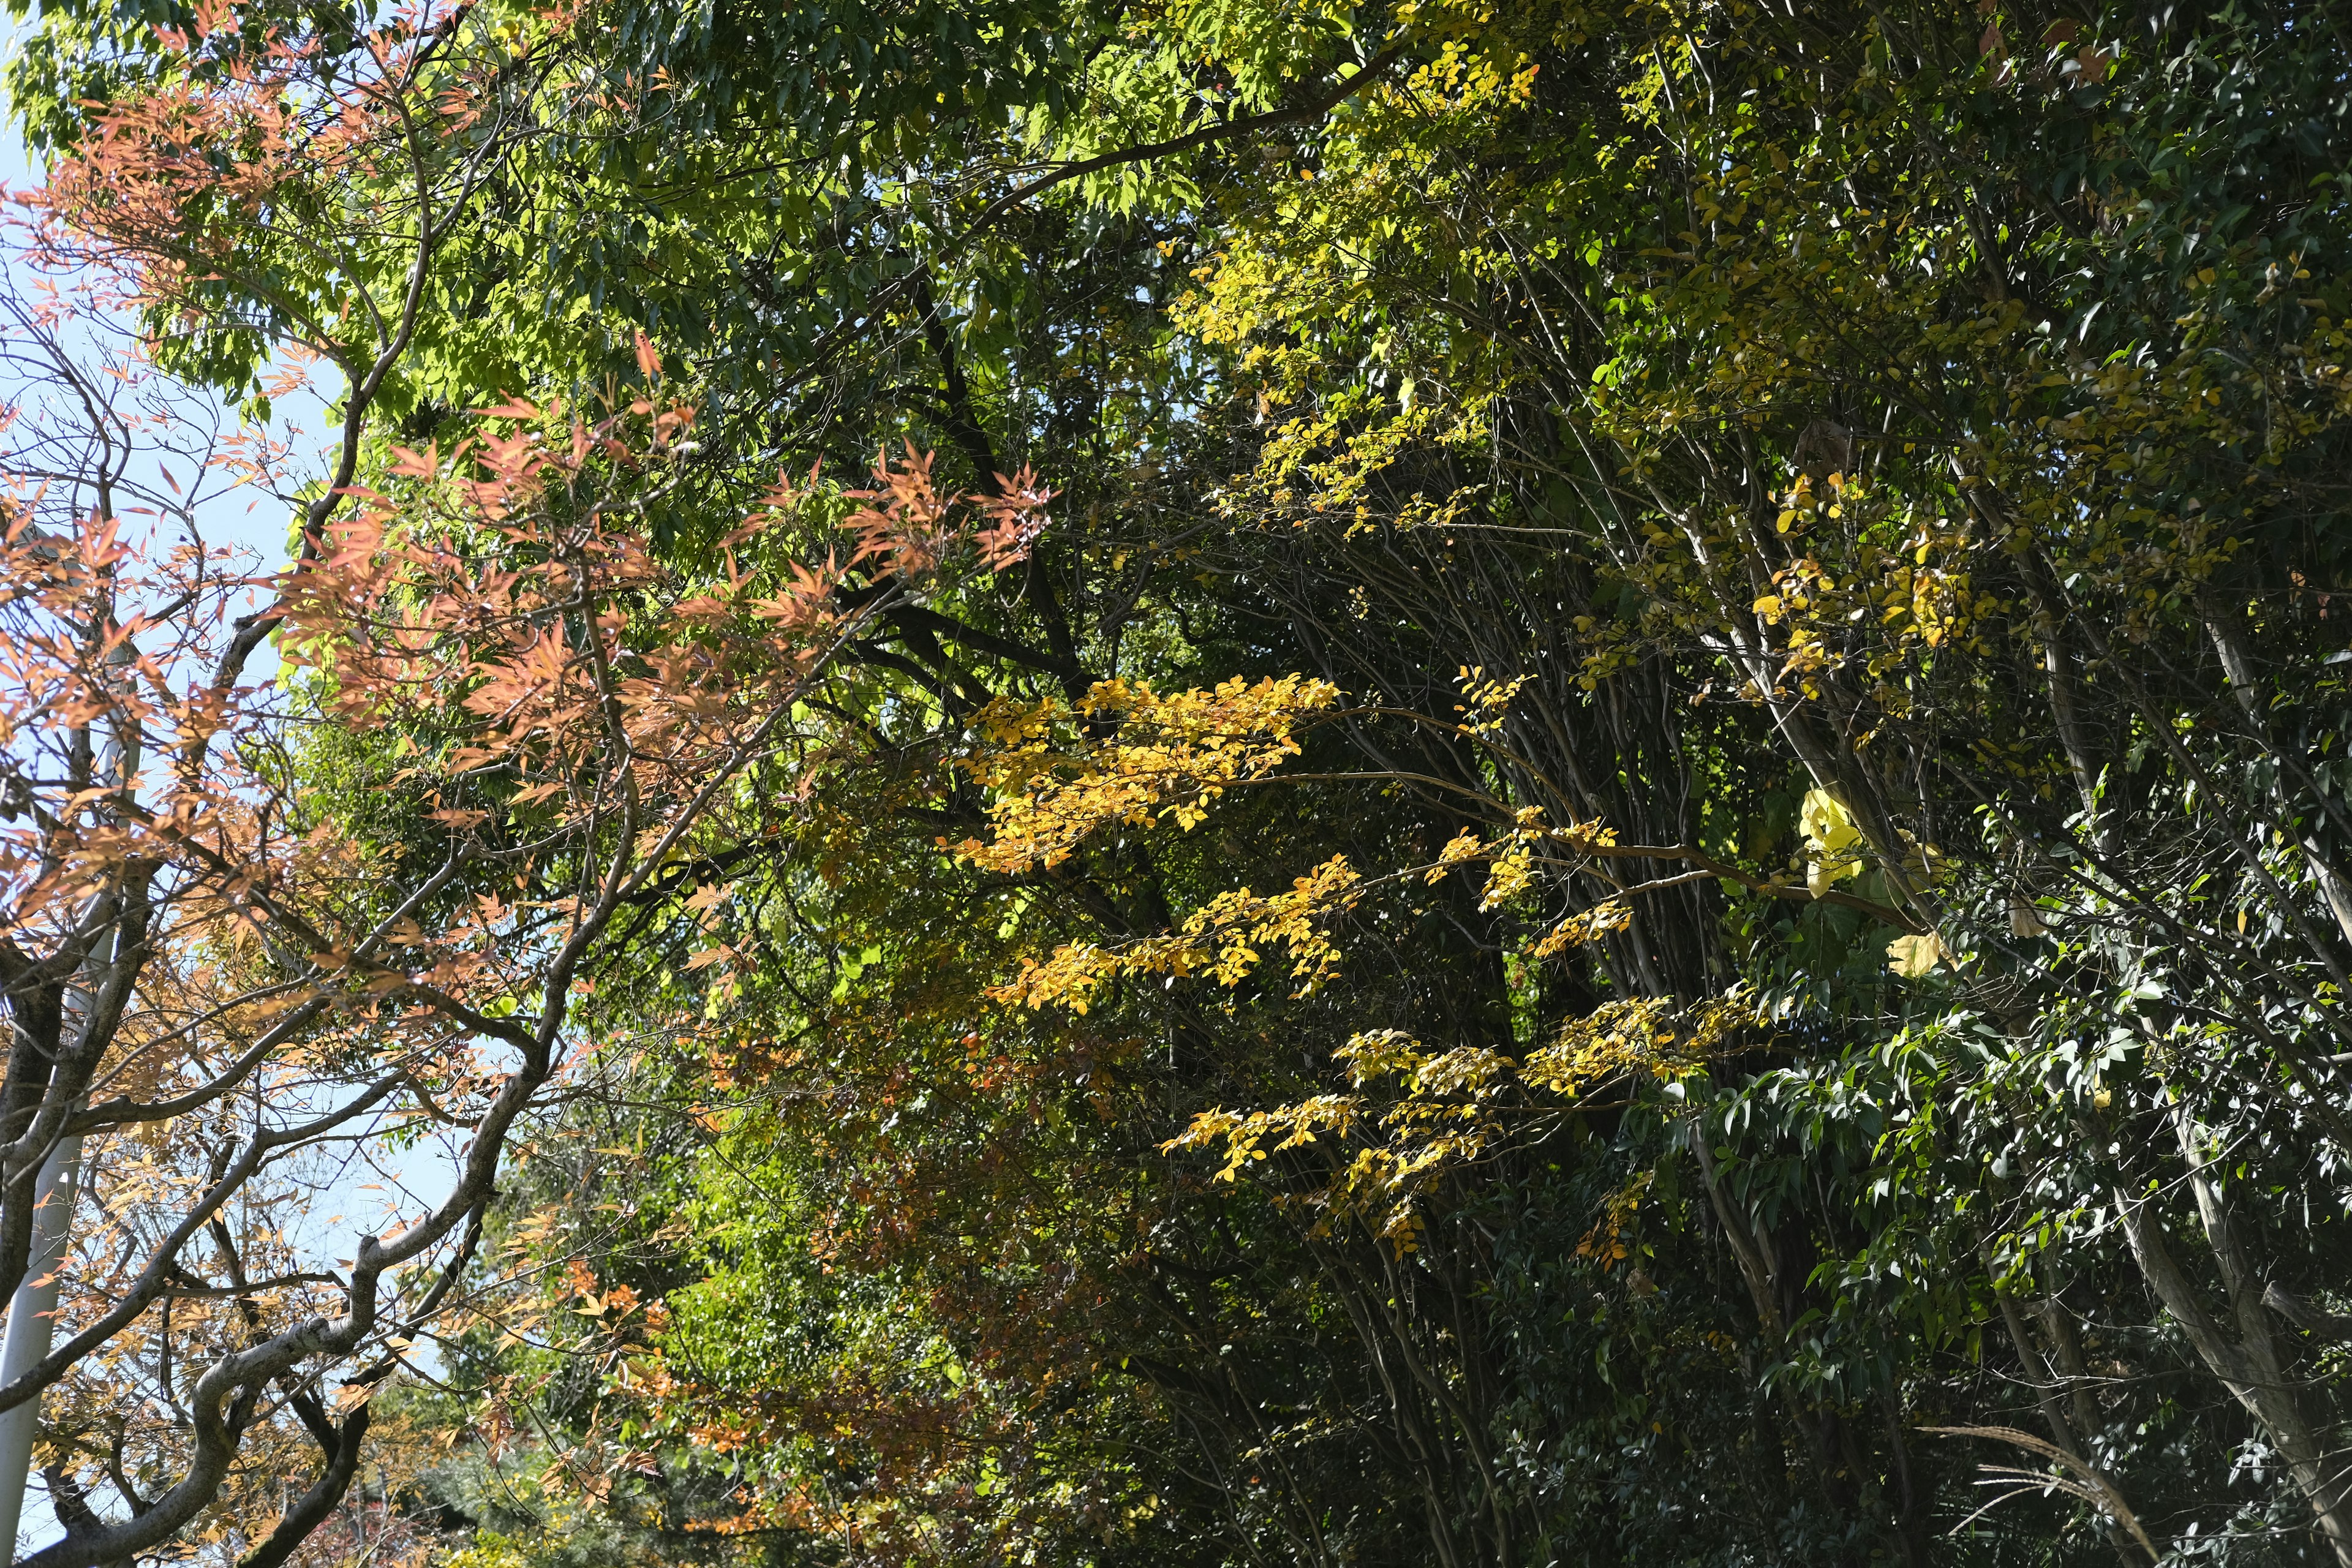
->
xmin=1166 ymin=992 xmax=1757 ymax=1254
xmin=990 ymin=856 xmax=1363 ymax=1012
xmin=1478 ymin=843 xmax=1533 ymax=910
xmin=1575 ymin=1170 xmax=1654 ymax=1270
xmin=954 ymin=674 xmax=1340 ymax=873
xmin=1453 ymin=663 xmax=1531 ymax=736
xmin=1523 ymin=993 xmax=1749 ymax=1098
xmin=1885 ymin=931 xmax=1949 ymax=978
xmin=1193 ymin=857 xmax=1363 ymax=987
xmin=1798 ymin=786 xmax=1857 ymax=850
xmin=1528 ymin=899 xmax=1632 ymax=959
xmin=1333 ymin=1027 xmax=1425 ymax=1082
xmin=1401 ymin=1045 xmax=1515 ymax=1099
xmin=505 ymin=1203 xmax=565 ymax=1252
xmin=1428 ymin=827 xmax=1485 ymax=880
xmin=1163 ymin=1095 xmax=1365 ymax=1183
xmin=1558 ymin=815 xmax=1619 ymax=851
xmin=1423 ymin=805 xmax=1581 ymax=910
xmin=1800 ymin=786 xmax=1866 ymax=892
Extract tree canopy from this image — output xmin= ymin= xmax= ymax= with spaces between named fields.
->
xmin=5 ymin=0 xmax=2352 ymax=1563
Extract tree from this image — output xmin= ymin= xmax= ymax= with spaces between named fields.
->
xmin=11 ymin=0 xmax=2352 ymax=1562
xmin=0 ymin=150 xmax=1046 ymax=1564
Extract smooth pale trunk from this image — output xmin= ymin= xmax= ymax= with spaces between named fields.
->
xmin=0 ymin=1134 xmax=83 ymax=1559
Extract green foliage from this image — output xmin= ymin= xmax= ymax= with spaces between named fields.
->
xmin=22 ymin=0 xmax=2352 ymax=1559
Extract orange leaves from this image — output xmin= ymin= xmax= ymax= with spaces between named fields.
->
xmin=843 ymin=443 xmax=1054 ymax=578
xmin=27 ymin=4 xmax=415 ymax=308
xmin=841 ymin=442 xmax=959 ymax=577
xmin=0 ymin=236 xmax=1082 ymax=1540
xmin=747 ymin=559 xmax=842 ymax=638
xmin=27 ymin=0 xmax=547 ymax=399
xmin=268 ymin=398 xmax=1065 ymax=1022
xmin=0 ymin=511 xmax=273 ymax=933
xmin=565 ymin=1259 xmax=648 ymax=1325
xmin=279 ymin=398 xmax=766 ymax=803
xmin=973 ymin=464 xmax=1056 ymax=570
xmin=284 ymin=407 xmax=1038 ymax=832
xmin=39 ymin=74 xmax=311 ymax=285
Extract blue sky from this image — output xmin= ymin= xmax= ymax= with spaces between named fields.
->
xmin=0 ymin=91 xmax=329 ymax=578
